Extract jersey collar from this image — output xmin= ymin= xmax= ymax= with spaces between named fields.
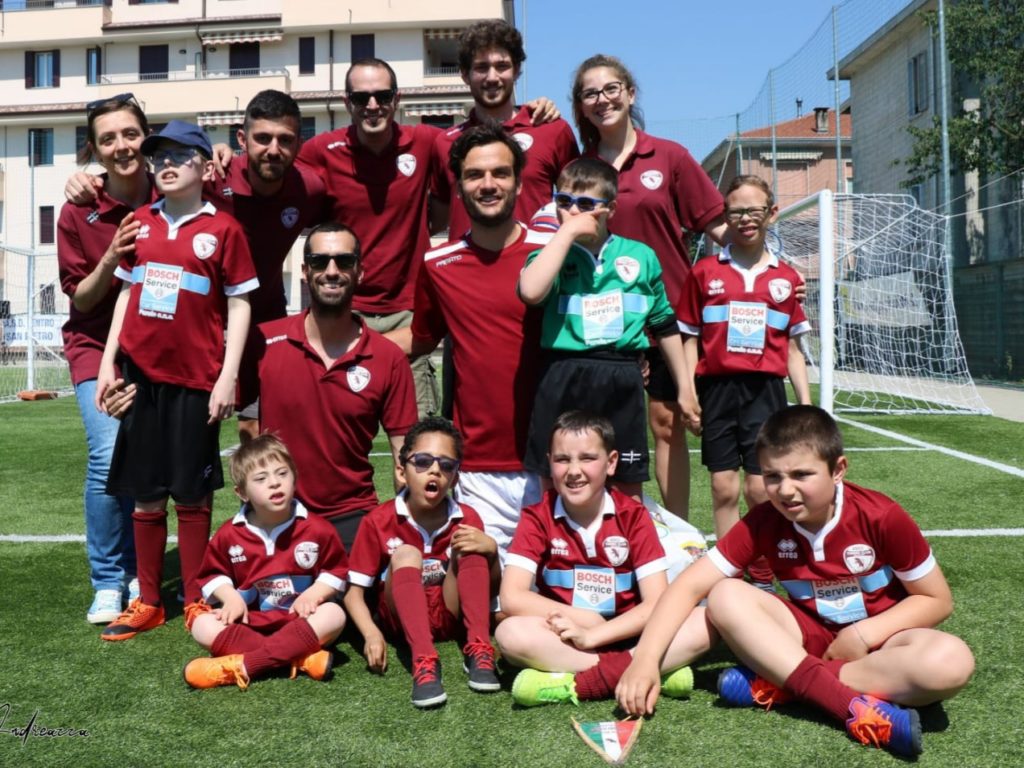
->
xmin=719 ymin=244 xmax=781 ymax=269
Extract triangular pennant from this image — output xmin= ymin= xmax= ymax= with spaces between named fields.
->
xmin=571 ymin=718 xmax=643 ymax=765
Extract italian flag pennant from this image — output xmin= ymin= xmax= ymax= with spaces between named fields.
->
xmin=571 ymin=718 xmax=643 ymax=765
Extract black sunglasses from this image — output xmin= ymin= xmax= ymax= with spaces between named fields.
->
xmin=304 ymin=252 xmax=359 ymax=271
xmin=553 ymin=192 xmax=610 ymax=212
xmin=86 ymin=92 xmax=139 ymax=115
xmin=407 ymin=452 xmax=460 ymax=475
xmin=347 ymin=89 xmax=396 ymax=108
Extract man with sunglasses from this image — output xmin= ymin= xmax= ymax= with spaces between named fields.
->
xmin=245 ymin=222 xmax=418 ymax=550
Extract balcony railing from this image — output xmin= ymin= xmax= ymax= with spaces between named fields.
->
xmin=101 ymin=67 xmax=289 ymax=85
xmin=0 ymin=0 xmax=107 ymax=10
xmin=424 ymin=65 xmax=460 ymax=77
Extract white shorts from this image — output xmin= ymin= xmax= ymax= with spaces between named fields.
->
xmin=454 ymin=470 xmax=541 ymax=564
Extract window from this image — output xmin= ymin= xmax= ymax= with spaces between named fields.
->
xmin=39 ymin=284 xmax=56 ymax=314
xmin=28 ymin=128 xmax=54 ymax=166
xmin=39 ymin=207 xmax=55 ymax=246
xmin=86 ymin=47 xmax=101 ymax=86
xmin=139 ymin=45 xmax=169 ymax=81
xmin=25 ymin=50 xmax=60 ymax=89
xmin=300 ymin=116 xmax=316 ymax=142
xmin=228 ymin=124 xmax=243 ymax=152
xmin=299 ymin=37 xmax=315 ymax=75
xmin=351 ymin=34 xmax=374 ymax=62
xmin=76 ymin=126 xmax=89 ymax=158
xmin=420 ymin=114 xmax=455 ymax=129
xmin=229 ymin=42 xmax=260 ymax=75
xmin=908 ymin=51 xmax=929 ymax=116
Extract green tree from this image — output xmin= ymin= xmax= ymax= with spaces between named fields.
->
xmin=904 ymin=0 xmax=1024 ymax=185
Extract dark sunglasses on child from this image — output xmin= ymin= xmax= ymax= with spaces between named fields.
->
xmin=406 ymin=452 xmax=460 ymax=474
xmin=553 ymin=192 xmax=609 ymax=212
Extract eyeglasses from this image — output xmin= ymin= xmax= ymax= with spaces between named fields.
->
xmin=553 ymin=192 xmax=610 ymax=212
xmin=579 ymin=81 xmax=625 ymax=105
xmin=407 ymin=452 xmax=460 ymax=475
xmin=347 ymin=89 xmax=396 ymax=108
xmin=86 ymin=92 xmax=140 ymax=115
xmin=725 ymin=206 xmax=771 ymax=222
xmin=304 ymin=252 xmax=359 ymax=271
xmin=149 ymin=148 xmax=200 ymax=167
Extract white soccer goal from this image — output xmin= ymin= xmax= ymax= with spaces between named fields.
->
xmin=0 ymin=246 xmax=72 ymax=403
xmin=775 ymin=190 xmax=990 ymax=415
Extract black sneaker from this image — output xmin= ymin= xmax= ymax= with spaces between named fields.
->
xmin=411 ymin=654 xmax=447 ymax=709
xmin=462 ymin=640 xmax=501 ymax=692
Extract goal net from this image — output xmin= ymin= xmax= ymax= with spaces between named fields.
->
xmin=775 ymin=191 xmax=990 ymax=414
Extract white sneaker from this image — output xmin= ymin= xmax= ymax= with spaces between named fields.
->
xmin=126 ymin=578 xmax=140 ymax=604
xmin=87 ymin=589 xmax=123 ymax=624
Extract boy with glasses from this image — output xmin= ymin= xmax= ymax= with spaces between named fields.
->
xmin=344 ymin=417 xmax=500 ymax=709
xmin=518 ymin=158 xmax=693 ymax=500
xmin=677 ymin=174 xmax=811 ymax=585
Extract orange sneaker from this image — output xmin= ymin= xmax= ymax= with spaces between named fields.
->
xmin=290 ymin=649 xmax=333 ymax=681
xmin=183 ymin=654 xmax=250 ymax=690
xmin=717 ymin=666 xmax=793 ymax=710
xmin=100 ymin=598 xmax=166 ymax=641
xmin=183 ymin=599 xmax=213 ymax=632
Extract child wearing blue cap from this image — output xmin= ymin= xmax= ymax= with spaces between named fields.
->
xmin=96 ymin=120 xmax=260 ymax=641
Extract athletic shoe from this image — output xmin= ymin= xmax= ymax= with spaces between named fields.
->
xmin=183 ymin=599 xmax=213 ymax=632
xmin=100 ymin=598 xmax=165 ymax=641
xmin=290 ymin=649 xmax=333 ymax=681
xmin=183 ymin=654 xmax=250 ymax=690
xmin=462 ymin=640 xmax=501 ymax=692
xmin=87 ymin=589 xmax=123 ymax=625
xmin=846 ymin=695 xmax=922 ymax=757
xmin=511 ymin=669 xmax=578 ymax=707
xmin=411 ymin=655 xmax=447 ymax=708
xmin=125 ymin=578 xmax=140 ymax=604
xmin=660 ymin=665 xmax=694 ymax=699
xmin=717 ymin=666 xmax=793 ymax=710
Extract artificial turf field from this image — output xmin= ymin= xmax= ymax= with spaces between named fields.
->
xmin=1 ymin=396 xmax=1022 ymax=767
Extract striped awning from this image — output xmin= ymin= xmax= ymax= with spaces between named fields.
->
xmin=424 ymin=28 xmax=462 ymax=40
xmin=200 ymin=29 xmax=283 ymax=45
xmin=403 ymin=102 xmax=466 ymax=117
xmin=197 ymin=112 xmax=245 ymax=127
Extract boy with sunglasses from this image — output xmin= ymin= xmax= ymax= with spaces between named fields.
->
xmin=518 ymin=157 xmax=693 ymax=500
xmin=343 ymin=417 xmax=500 ymax=709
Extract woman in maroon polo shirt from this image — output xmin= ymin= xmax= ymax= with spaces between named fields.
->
xmin=57 ymin=94 xmax=156 ymax=625
xmin=569 ymin=54 xmax=729 ymax=522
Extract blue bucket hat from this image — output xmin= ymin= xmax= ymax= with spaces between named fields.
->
xmin=141 ymin=119 xmax=213 ymax=159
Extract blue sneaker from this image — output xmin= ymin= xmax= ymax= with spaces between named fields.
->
xmin=846 ymin=695 xmax=922 ymax=757
xmin=717 ymin=666 xmax=792 ymax=709
xmin=87 ymin=589 xmax=123 ymax=624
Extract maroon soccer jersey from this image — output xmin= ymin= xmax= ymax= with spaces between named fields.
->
xmin=506 ymin=489 xmax=667 ymax=617
xmin=411 ymin=227 xmax=548 ymax=471
xmin=198 ymin=501 xmax=348 ymax=611
xmin=205 ymin=161 xmax=327 ymax=324
xmin=432 ymin=107 xmax=579 ymax=240
xmin=709 ymin=482 xmax=936 ymax=629
xmin=297 ymin=123 xmax=439 ymax=314
xmin=585 ymin=131 xmax=725 ymax=308
xmin=57 ymin=178 xmax=160 ymax=384
xmin=347 ymin=493 xmax=485 ymax=590
xmin=253 ymin=313 xmax=417 ymax=519
xmin=678 ymin=248 xmax=809 ymax=377
xmin=113 ymin=201 xmax=258 ymax=391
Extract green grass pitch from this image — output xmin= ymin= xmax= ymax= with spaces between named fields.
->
xmin=1 ymin=396 xmax=1022 ymax=767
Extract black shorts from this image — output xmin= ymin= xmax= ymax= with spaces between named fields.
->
xmin=106 ymin=357 xmax=224 ymax=503
xmin=524 ymin=353 xmax=649 ymax=483
xmin=644 ymin=346 xmax=677 ymax=402
xmin=329 ymin=509 xmax=369 ymax=553
xmin=697 ymin=374 xmax=787 ymax=473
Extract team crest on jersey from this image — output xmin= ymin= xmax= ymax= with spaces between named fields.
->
xmin=777 ymin=538 xmax=799 ymax=559
xmin=551 ymin=538 xmax=570 ymax=556
xmin=228 ymin=544 xmax=246 ymax=564
xmin=193 ymin=233 xmax=218 ymax=260
xmin=768 ymin=278 xmax=792 ymax=302
xmin=396 ymin=153 xmax=417 ymax=177
xmin=512 ymin=133 xmax=534 ymax=152
xmin=708 ymin=278 xmax=725 ymax=295
xmin=346 ymin=365 xmax=371 ymax=392
xmin=294 ymin=541 xmax=320 ymax=569
xmin=137 ymin=224 xmax=151 ymax=240
xmin=281 ymin=207 xmax=300 ymax=229
xmin=602 ymin=536 xmax=630 ymax=566
xmin=843 ymin=544 xmax=875 ymax=574
xmin=86 ymin=210 xmax=100 ymax=224
xmin=640 ymin=170 xmax=663 ymax=190
xmin=614 ymin=256 xmax=641 ymax=284
xmin=386 ymin=536 xmax=404 ymax=555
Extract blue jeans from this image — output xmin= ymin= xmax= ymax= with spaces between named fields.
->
xmin=75 ymin=379 xmax=136 ymax=591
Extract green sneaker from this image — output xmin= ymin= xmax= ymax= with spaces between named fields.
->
xmin=511 ymin=669 xmax=579 ymax=707
xmin=661 ymin=665 xmax=694 ymax=698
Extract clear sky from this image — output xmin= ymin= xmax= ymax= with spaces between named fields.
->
xmin=512 ymin=0 xmax=909 ymax=160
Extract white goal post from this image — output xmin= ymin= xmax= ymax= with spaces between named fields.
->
xmin=774 ymin=190 xmax=990 ymax=415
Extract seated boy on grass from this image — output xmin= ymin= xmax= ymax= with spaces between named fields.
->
xmin=616 ymin=405 xmax=974 ymax=757
xmin=343 ymin=417 xmax=500 ymax=709
xmin=183 ymin=434 xmax=348 ymax=689
xmin=497 ymin=410 xmax=695 ymax=707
